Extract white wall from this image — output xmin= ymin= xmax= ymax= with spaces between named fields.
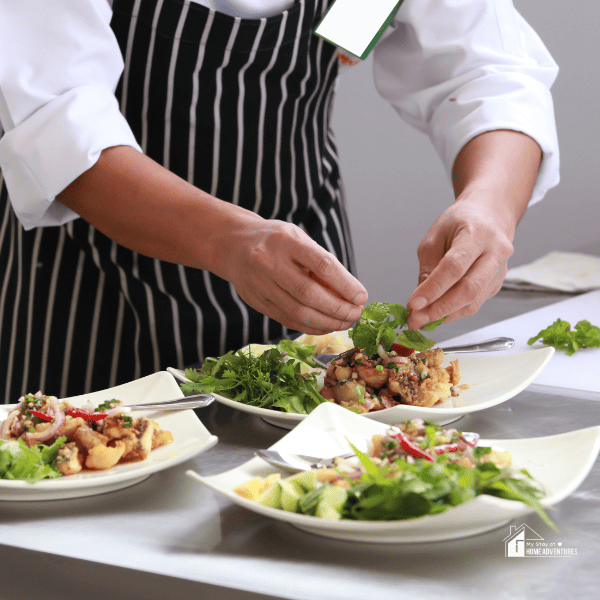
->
xmin=332 ymin=0 xmax=600 ymax=306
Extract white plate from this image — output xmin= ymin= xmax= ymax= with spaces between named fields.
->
xmin=0 ymin=372 xmax=218 ymax=501
xmin=187 ymin=402 xmax=600 ymax=543
xmin=168 ymin=345 xmax=554 ymax=429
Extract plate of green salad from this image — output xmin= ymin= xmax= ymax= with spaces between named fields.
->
xmin=171 ymin=302 xmax=554 ymax=429
xmin=186 ymin=402 xmax=600 ymax=543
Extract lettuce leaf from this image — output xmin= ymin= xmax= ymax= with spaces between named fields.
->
xmin=0 ymin=437 xmax=66 ymax=484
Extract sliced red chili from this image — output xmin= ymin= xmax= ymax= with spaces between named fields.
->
xmin=392 ymin=431 xmax=435 ymax=462
xmin=390 ymin=343 xmax=415 ymax=356
xmin=29 ymin=409 xmax=53 ymax=422
xmin=67 ymin=408 xmax=107 ymax=421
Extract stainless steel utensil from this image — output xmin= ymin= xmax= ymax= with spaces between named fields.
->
xmin=255 ymin=449 xmax=355 ymax=471
xmin=112 ymin=393 xmax=215 ymax=413
xmin=313 ymin=336 xmax=515 ymax=367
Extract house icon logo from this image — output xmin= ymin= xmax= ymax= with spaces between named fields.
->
xmin=503 ymin=523 xmax=544 ymax=557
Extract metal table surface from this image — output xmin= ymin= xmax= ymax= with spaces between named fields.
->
xmin=1 ymin=290 xmax=599 ymax=600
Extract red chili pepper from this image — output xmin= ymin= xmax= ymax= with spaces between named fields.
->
xmin=67 ymin=408 xmax=107 ymax=421
xmin=29 ymin=409 xmax=53 ymax=422
xmin=390 ymin=343 xmax=415 ymax=356
xmin=392 ymin=431 xmax=435 ymax=462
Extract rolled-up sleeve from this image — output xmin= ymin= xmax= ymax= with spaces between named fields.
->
xmin=0 ymin=0 xmax=142 ymax=229
xmin=373 ymin=0 xmax=560 ymax=205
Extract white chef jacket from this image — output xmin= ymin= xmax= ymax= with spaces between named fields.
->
xmin=0 ymin=0 xmax=560 ymax=230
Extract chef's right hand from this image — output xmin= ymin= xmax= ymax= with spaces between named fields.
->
xmin=217 ymin=216 xmax=368 ymax=334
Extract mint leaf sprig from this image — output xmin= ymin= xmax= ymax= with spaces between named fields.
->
xmin=528 ymin=318 xmax=600 ymax=356
xmin=349 ymin=302 xmax=446 ymax=357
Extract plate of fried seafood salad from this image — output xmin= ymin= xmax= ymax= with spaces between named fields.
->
xmin=173 ymin=303 xmax=554 ymax=428
xmin=0 ymin=372 xmax=217 ymax=501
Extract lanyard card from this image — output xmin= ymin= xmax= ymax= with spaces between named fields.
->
xmin=315 ymin=0 xmax=403 ymax=60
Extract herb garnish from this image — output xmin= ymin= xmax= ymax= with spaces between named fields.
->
xmin=528 ymin=318 xmax=600 ymax=355
xmin=349 ymin=302 xmax=446 ymax=357
xmin=181 ymin=340 xmax=327 ymax=414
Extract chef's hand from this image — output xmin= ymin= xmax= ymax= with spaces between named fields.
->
xmin=219 ymin=217 xmax=368 ymax=335
xmin=405 ymin=130 xmax=542 ymax=330
xmin=406 ymin=200 xmax=513 ymax=329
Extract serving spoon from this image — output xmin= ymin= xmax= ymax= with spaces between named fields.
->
xmin=255 ymin=449 xmax=356 ymax=471
xmin=0 ymin=393 xmax=215 ymax=422
xmin=313 ymin=336 xmax=514 ymax=368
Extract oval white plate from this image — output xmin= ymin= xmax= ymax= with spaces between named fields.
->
xmin=0 ymin=372 xmax=218 ymax=501
xmin=187 ymin=402 xmax=600 ymax=543
xmin=168 ymin=345 xmax=554 ymax=429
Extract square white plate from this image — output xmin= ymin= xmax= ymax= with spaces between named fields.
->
xmin=0 ymin=372 xmax=218 ymax=501
xmin=168 ymin=344 xmax=554 ymax=429
xmin=187 ymin=402 xmax=600 ymax=543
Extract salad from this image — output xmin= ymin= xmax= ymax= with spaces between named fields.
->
xmin=235 ymin=419 xmax=557 ymax=531
xmin=0 ymin=392 xmax=173 ymax=483
xmin=182 ymin=302 xmax=464 ymax=414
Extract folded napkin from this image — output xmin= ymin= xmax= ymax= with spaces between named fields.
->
xmin=503 ymin=251 xmax=600 ymax=293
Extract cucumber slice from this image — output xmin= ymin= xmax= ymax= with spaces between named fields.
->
xmin=320 ymin=485 xmax=348 ymax=511
xmin=280 ymin=481 xmax=305 ymax=512
xmin=257 ymin=481 xmax=282 ymax=509
xmin=315 ymin=501 xmax=343 ymax=520
xmin=284 ymin=470 xmax=318 ymax=492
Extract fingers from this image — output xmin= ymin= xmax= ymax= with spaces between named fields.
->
xmin=229 ymin=219 xmax=367 ymax=333
xmin=237 ymin=278 xmax=359 ymax=335
xmin=407 ymin=254 xmax=508 ymax=329
xmin=298 ymin=240 xmax=368 ymax=307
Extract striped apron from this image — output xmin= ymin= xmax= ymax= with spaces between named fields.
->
xmin=0 ymin=0 xmax=356 ymax=403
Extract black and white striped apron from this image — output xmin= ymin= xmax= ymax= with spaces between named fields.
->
xmin=0 ymin=0 xmax=356 ymax=403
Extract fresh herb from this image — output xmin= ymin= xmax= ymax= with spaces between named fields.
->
xmin=528 ymin=318 xmax=600 ymax=356
xmin=0 ymin=437 xmax=66 ymax=484
xmin=332 ymin=443 xmax=557 ymax=531
xmin=120 ymin=415 xmax=134 ymax=428
xmin=349 ymin=302 xmax=446 ymax=357
xmin=180 ymin=341 xmax=328 ymax=414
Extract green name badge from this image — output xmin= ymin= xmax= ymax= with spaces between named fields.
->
xmin=315 ymin=0 xmax=403 ymax=60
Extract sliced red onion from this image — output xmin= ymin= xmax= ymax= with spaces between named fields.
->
xmin=23 ymin=398 xmax=65 ymax=445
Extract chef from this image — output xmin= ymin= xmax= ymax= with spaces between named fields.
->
xmin=0 ymin=0 xmax=559 ymax=403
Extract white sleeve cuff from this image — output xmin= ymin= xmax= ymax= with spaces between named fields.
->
xmin=0 ymin=85 xmax=142 ymax=230
xmin=428 ymin=70 xmax=560 ymax=206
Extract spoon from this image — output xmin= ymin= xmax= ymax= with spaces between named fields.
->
xmin=255 ymin=449 xmax=356 ymax=471
xmin=0 ymin=394 xmax=215 ymax=421
xmin=313 ymin=336 xmax=515 ymax=367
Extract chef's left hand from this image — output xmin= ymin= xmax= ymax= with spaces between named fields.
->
xmin=405 ymin=129 xmax=542 ymax=330
xmin=405 ymin=199 xmax=514 ymax=330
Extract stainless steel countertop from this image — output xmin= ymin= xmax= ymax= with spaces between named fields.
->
xmin=1 ymin=290 xmax=598 ymax=600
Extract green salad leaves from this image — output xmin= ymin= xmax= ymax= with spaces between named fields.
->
xmin=181 ymin=340 xmax=327 ymax=414
xmin=349 ymin=302 xmax=446 ymax=357
xmin=528 ymin=318 xmax=600 ymax=356
xmin=294 ymin=444 xmax=556 ymax=531
xmin=0 ymin=437 xmax=66 ymax=484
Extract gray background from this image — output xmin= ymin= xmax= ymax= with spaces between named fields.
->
xmin=332 ymin=0 xmax=600 ymax=316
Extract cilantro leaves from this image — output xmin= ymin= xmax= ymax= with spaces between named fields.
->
xmin=528 ymin=318 xmax=600 ymax=355
xmin=349 ymin=302 xmax=446 ymax=357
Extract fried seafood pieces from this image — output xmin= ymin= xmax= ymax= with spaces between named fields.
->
xmin=1 ymin=393 xmax=173 ymax=476
xmin=321 ymin=347 xmax=465 ymax=412
xmin=56 ymin=415 xmax=173 ymax=475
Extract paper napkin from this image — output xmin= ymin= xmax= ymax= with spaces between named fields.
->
xmin=503 ymin=251 xmax=600 ymax=293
